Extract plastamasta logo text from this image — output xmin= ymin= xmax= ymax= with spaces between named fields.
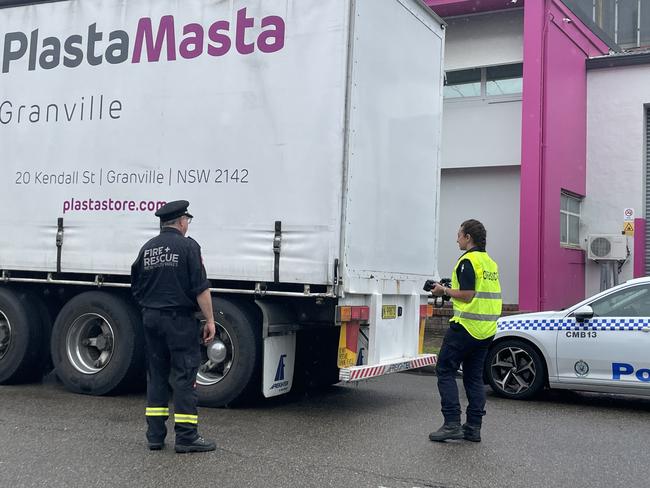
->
xmin=1 ymin=8 xmax=285 ymax=74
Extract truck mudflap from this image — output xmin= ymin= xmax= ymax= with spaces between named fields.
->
xmin=339 ymin=354 xmax=437 ymax=382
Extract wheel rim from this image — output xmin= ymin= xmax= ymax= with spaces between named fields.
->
xmin=66 ymin=313 xmax=115 ymax=374
xmin=196 ymin=320 xmax=234 ymax=386
xmin=0 ymin=310 xmax=11 ymax=360
xmin=490 ymin=346 xmax=536 ymax=395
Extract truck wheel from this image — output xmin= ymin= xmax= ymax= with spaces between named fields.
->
xmin=51 ymin=292 xmax=144 ymax=395
xmin=0 ymin=288 xmax=45 ymax=384
xmin=485 ymin=339 xmax=546 ymax=400
xmin=197 ymin=298 xmax=261 ymax=407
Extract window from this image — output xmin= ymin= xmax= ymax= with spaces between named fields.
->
xmin=617 ymin=0 xmax=639 ymax=46
xmin=486 ymin=64 xmax=524 ymax=96
xmin=444 ymin=63 xmax=522 ymax=100
xmin=569 ymin=0 xmax=650 ymax=49
xmin=590 ymin=284 xmax=650 ymax=317
xmin=642 ymin=0 xmax=650 ymax=45
xmin=560 ymin=192 xmax=581 ymax=246
xmin=443 ymin=68 xmax=481 ymax=99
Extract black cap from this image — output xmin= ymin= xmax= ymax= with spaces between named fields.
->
xmin=155 ymin=200 xmax=193 ymax=221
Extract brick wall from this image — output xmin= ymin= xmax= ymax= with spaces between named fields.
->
xmin=425 ymin=303 xmax=523 ymax=333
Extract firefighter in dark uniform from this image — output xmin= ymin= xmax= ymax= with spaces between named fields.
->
xmin=131 ymin=200 xmax=217 ymax=453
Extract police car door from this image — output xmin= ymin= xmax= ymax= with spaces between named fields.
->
xmin=556 ymin=283 xmax=650 ymax=393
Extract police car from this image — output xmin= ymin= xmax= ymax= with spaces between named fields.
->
xmin=485 ymin=277 xmax=650 ymax=399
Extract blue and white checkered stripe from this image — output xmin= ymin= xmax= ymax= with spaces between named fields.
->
xmin=498 ymin=317 xmax=650 ymax=332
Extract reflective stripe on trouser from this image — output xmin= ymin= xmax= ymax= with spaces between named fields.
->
xmin=174 ymin=413 xmax=198 ymax=425
xmin=143 ymin=311 xmax=201 ymax=444
xmin=145 ymin=406 xmax=170 ymax=445
xmin=145 ymin=407 xmax=170 ymax=417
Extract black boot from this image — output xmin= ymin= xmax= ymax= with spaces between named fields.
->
xmin=175 ymin=436 xmax=217 ymax=453
xmin=428 ymin=423 xmax=463 ymax=442
xmin=148 ymin=441 xmax=164 ymax=451
xmin=462 ymin=423 xmax=481 ymax=442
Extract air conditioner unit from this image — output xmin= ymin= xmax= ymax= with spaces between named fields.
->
xmin=587 ymin=234 xmax=627 ymax=261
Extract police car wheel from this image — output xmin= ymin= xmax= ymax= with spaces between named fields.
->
xmin=51 ymin=292 xmax=145 ymax=396
xmin=485 ymin=339 xmax=546 ymax=400
xmin=196 ymin=298 xmax=261 ymax=407
xmin=0 ymin=287 xmax=46 ymax=384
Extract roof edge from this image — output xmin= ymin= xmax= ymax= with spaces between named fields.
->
xmin=587 ymin=52 xmax=650 ymax=70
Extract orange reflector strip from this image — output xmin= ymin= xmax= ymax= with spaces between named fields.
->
xmin=336 ymin=306 xmax=370 ymax=324
xmin=339 ymin=306 xmax=352 ymax=322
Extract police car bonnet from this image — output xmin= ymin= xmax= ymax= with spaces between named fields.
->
xmin=155 ymin=200 xmax=193 ymax=220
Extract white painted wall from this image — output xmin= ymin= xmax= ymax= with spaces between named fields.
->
xmin=438 ymin=166 xmax=521 ymax=304
xmin=444 ymin=10 xmax=524 ymax=71
xmin=437 ymin=12 xmax=523 ymax=304
xmin=442 ymin=99 xmax=522 ymax=168
xmin=584 ymin=64 xmax=650 ymax=297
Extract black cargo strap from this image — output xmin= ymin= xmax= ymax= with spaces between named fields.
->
xmin=273 ymin=220 xmax=282 ymax=283
xmin=56 ymin=217 xmax=64 ymax=273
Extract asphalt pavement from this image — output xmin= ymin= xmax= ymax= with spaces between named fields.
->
xmin=0 ymin=371 xmax=649 ymax=488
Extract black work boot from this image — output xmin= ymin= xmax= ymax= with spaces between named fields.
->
xmin=175 ymin=436 xmax=217 ymax=453
xmin=462 ymin=423 xmax=481 ymax=442
xmin=148 ymin=441 xmax=164 ymax=451
xmin=428 ymin=423 xmax=463 ymax=442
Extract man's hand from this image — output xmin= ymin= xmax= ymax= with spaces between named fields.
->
xmin=196 ymin=288 xmax=216 ymax=343
xmin=203 ymin=320 xmax=216 ymax=344
xmin=431 ymin=284 xmax=447 ymax=297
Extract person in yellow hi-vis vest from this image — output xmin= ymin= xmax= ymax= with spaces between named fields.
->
xmin=427 ymin=219 xmax=501 ymax=443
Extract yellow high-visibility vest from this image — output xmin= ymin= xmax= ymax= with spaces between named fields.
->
xmin=450 ymin=250 xmax=502 ymax=340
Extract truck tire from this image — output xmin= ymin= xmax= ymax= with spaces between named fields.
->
xmin=485 ymin=339 xmax=546 ymax=400
xmin=0 ymin=287 xmax=45 ymax=384
xmin=197 ymin=298 xmax=261 ymax=407
xmin=51 ymin=291 xmax=144 ymax=395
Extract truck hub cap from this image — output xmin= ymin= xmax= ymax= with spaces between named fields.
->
xmin=66 ymin=313 xmax=115 ymax=374
xmin=490 ymin=347 xmax=536 ymax=395
xmin=197 ymin=322 xmax=233 ymax=386
xmin=206 ymin=340 xmax=227 ymax=363
xmin=0 ymin=311 xmax=10 ymax=360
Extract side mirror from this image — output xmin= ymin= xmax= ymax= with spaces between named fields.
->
xmin=572 ymin=305 xmax=594 ymax=323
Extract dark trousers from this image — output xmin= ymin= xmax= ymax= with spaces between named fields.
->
xmin=142 ymin=309 xmax=201 ymax=444
xmin=436 ymin=321 xmax=493 ymax=426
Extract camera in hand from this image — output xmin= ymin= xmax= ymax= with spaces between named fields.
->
xmin=423 ymin=278 xmax=452 ymax=308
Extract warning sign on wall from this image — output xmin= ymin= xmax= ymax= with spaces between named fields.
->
xmin=623 ymin=221 xmax=634 ymax=236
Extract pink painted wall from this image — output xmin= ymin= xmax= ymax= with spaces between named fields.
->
xmin=634 ymin=218 xmax=646 ymax=278
xmin=519 ymin=0 xmax=609 ymax=311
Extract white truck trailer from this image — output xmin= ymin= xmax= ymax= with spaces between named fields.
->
xmin=0 ymin=0 xmax=444 ymax=406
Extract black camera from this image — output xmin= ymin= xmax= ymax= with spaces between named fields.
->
xmin=423 ymin=278 xmax=452 ymax=308
xmin=423 ymin=279 xmax=436 ymax=292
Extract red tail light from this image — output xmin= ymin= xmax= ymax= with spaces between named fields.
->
xmin=336 ymin=306 xmax=370 ymax=323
